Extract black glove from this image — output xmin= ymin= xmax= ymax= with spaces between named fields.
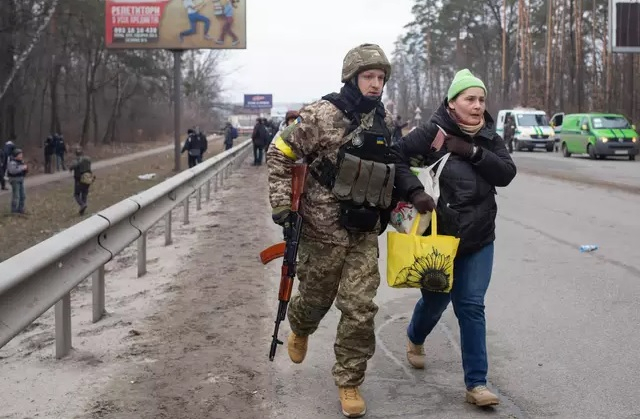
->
xmin=409 ymin=190 xmax=436 ymax=214
xmin=445 ymin=136 xmax=474 ymax=158
xmin=272 ymin=206 xmax=290 ymax=226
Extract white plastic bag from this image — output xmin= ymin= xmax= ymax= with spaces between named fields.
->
xmin=389 ymin=152 xmax=451 ymax=235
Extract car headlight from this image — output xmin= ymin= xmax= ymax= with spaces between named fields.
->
xmin=600 ymin=137 xmax=609 ymax=143
xmin=633 ymin=137 xmax=637 ymax=143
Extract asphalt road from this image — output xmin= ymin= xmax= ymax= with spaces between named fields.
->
xmin=510 ymin=148 xmax=640 ymax=192
xmin=4 ymin=151 xmax=639 ymax=419
xmin=265 ymin=152 xmax=640 ymax=418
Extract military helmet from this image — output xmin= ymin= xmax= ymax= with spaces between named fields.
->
xmin=341 ymin=43 xmax=392 ymax=83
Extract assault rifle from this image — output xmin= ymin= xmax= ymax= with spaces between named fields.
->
xmin=259 ymin=163 xmax=308 ymax=361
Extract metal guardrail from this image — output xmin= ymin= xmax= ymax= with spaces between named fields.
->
xmin=0 ymin=139 xmax=252 ymax=358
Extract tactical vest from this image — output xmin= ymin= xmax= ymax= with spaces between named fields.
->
xmin=308 ymin=93 xmax=395 ymax=233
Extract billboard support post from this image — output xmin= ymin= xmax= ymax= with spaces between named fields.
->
xmin=171 ymin=50 xmax=183 ymax=172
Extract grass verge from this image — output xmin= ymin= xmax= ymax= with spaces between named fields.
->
xmin=0 ymin=141 xmax=225 ymax=262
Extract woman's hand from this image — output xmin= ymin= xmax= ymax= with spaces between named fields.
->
xmin=445 ymin=136 xmax=474 ymax=158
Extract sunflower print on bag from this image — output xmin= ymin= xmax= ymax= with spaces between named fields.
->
xmin=397 ymin=247 xmax=453 ymax=292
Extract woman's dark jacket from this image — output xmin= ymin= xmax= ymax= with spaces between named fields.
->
xmin=391 ymin=99 xmax=517 ymax=256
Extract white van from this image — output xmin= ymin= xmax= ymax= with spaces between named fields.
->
xmin=495 ymin=108 xmax=555 ymax=152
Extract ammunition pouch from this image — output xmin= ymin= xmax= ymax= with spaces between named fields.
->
xmin=338 ymin=202 xmax=380 ymax=233
xmin=331 ymin=152 xmax=395 ymax=209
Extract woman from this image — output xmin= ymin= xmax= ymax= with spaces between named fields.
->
xmin=391 ymin=69 xmax=516 ymax=407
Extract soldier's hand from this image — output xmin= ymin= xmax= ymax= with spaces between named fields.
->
xmin=409 ymin=190 xmax=436 ymax=214
xmin=409 ymin=155 xmax=425 ymax=167
xmin=272 ymin=205 xmax=290 ymax=226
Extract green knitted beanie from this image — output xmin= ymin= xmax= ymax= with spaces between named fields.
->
xmin=447 ymin=69 xmax=487 ymax=101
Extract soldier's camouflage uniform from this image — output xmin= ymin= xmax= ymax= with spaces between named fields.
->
xmin=267 ymin=99 xmax=395 ymax=387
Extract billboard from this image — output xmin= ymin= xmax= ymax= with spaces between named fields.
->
xmin=244 ymin=94 xmax=273 ymax=109
xmin=609 ymin=0 xmax=640 ymax=53
xmin=105 ymin=0 xmax=246 ymax=50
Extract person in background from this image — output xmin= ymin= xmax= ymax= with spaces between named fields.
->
xmin=391 ymin=68 xmax=516 ymax=408
xmin=503 ymin=113 xmax=516 ymax=154
xmin=54 ymin=133 xmax=66 ymax=171
xmin=392 ymin=115 xmax=408 ymax=144
xmin=181 ymin=128 xmax=204 ymax=168
xmin=6 ymin=148 xmax=28 ymax=214
xmin=224 ymin=122 xmax=238 ymax=150
xmin=197 ymin=126 xmax=208 ymax=157
xmin=251 ymin=118 xmax=269 ymax=166
xmin=44 ymin=135 xmax=55 ymax=174
xmin=69 ymin=146 xmax=93 ymax=215
xmin=0 ymin=145 xmax=6 ymax=191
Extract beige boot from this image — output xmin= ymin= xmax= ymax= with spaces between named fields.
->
xmin=406 ymin=340 xmax=425 ymax=369
xmin=338 ymin=386 xmax=366 ymax=418
xmin=287 ymin=332 xmax=308 ymax=364
xmin=465 ymin=385 xmax=500 ymax=407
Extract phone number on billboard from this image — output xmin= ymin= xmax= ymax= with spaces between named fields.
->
xmin=112 ymin=27 xmax=159 ymax=43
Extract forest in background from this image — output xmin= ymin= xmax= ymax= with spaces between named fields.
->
xmin=0 ymin=0 xmax=227 ymax=149
xmin=387 ymin=0 xmax=640 ymax=124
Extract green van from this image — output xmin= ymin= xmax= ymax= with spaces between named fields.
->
xmin=550 ymin=112 xmax=639 ymax=160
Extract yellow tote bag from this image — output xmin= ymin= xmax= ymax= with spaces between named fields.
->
xmin=387 ymin=211 xmax=460 ymax=293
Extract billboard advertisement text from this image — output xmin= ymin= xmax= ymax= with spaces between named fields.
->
xmin=244 ymin=94 xmax=273 ymax=109
xmin=105 ymin=0 xmax=246 ymax=50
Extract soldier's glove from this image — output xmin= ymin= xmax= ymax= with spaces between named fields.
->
xmin=445 ymin=136 xmax=474 ymax=158
xmin=409 ymin=190 xmax=436 ymax=214
xmin=409 ymin=154 xmax=425 ymax=167
xmin=272 ymin=206 xmax=290 ymax=226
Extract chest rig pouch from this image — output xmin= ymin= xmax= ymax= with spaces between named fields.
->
xmin=309 ymin=94 xmax=396 ymax=233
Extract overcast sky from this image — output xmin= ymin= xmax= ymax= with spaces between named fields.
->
xmin=217 ymin=0 xmax=415 ymax=104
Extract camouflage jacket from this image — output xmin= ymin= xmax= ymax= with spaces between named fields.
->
xmin=266 ymin=99 xmax=395 ymax=246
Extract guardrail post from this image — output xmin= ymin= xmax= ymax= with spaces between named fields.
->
xmin=183 ymin=197 xmax=190 ymax=225
xmin=214 ymin=174 xmax=219 ymax=192
xmin=165 ymin=211 xmax=172 ymax=245
xmin=55 ymin=293 xmax=72 ymax=358
xmin=92 ymin=266 xmax=106 ymax=323
xmin=137 ymin=232 xmax=147 ymax=277
xmin=205 ymin=180 xmax=211 ymax=201
xmin=196 ymin=187 xmax=202 ymax=210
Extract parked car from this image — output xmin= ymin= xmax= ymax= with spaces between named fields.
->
xmin=496 ymin=107 xmax=555 ymax=152
xmin=550 ymin=112 xmax=639 ymax=160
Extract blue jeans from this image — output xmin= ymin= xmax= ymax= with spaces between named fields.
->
xmin=407 ymin=242 xmax=494 ymax=389
xmin=180 ymin=13 xmax=210 ymax=37
xmin=9 ymin=178 xmax=25 ymax=213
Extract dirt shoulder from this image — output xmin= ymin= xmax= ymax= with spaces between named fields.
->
xmin=0 ymin=137 xmax=225 ymax=262
xmin=0 ymin=158 xmax=278 ymax=419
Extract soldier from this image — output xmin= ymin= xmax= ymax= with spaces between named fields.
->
xmin=267 ymin=43 xmax=397 ymax=418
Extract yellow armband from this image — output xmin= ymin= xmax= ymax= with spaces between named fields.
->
xmin=274 ymin=136 xmax=298 ymax=160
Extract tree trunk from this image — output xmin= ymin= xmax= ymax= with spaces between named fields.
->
xmin=502 ymin=0 xmax=508 ymax=103
xmin=545 ymin=0 xmax=554 ymax=112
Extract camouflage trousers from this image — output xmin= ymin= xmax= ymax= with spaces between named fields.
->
xmin=287 ymin=232 xmax=380 ymax=387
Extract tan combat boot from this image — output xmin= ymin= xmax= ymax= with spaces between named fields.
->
xmin=338 ymin=386 xmax=366 ymax=418
xmin=465 ymin=385 xmax=500 ymax=407
xmin=287 ymin=332 xmax=308 ymax=364
xmin=406 ymin=340 xmax=425 ymax=369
